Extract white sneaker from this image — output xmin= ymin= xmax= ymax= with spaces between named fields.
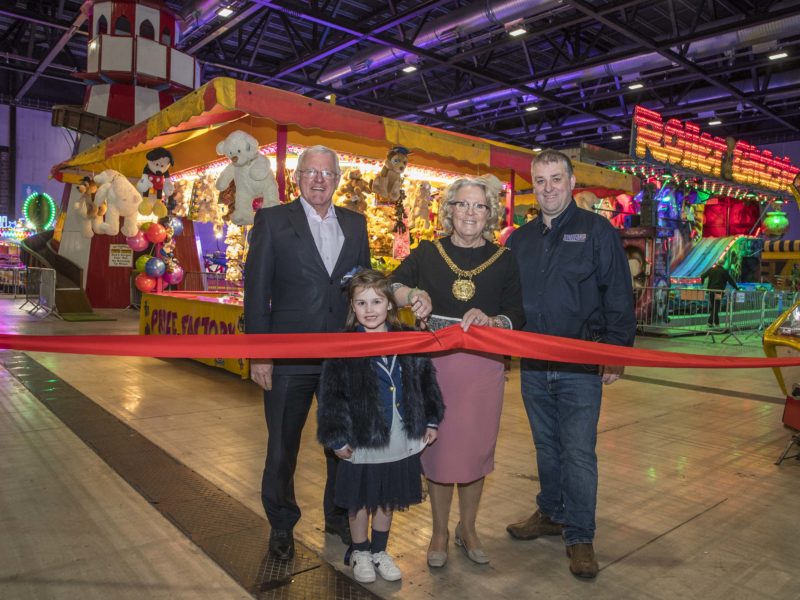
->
xmin=372 ymin=551 xmax=402 ymax=581
xmin=350 ymin=550 xmax=376 ymax=583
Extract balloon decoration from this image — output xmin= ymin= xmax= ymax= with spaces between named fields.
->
xmin=135 ymin=254 xmax=153 ymax=272
xmin=135 ymin=272 xmax=157 ymax=293
xmin=131 ymin=215 xmax=186 ymax=293
xmin=145 ymin=222 xmax=167 ymax=244
xmin=167 ymin=216 xmax=184 ymax=237
xmin=163 ymin=264 xmax=185 ymax=285
xmin=126 ymin=232 xmax=149 ymax=251
xmin=23 ymin=192 xmax=57 ymax=231
xmin=145 ymin=257 xmax=166 ymax=277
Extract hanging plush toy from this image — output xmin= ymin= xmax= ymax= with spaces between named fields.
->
xmin=372 ymin=145 xmax=409 ymax=204
xmin=214 ymin=130 xmax=279 ymax=226
xmin=137 ymin=147 xmax=174 ymax=218
xmin=334 ymin=168 xmax=370 ymax=214
xmin=93 ymin=169 xmax=142 ymax=237
xmin=73 ymin=176 xmax=104 ymax=239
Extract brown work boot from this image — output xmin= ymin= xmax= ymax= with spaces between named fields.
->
xmin=506 ymin=510 xmax=563 ymax=540
xmin=566 ymin=543 xmax=599 ymax=579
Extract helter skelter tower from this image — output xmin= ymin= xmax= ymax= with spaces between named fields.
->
xmin=54 ymin=0 xmax=198 ymax=308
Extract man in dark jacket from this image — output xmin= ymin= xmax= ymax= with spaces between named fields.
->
xmin=505 ymin=150 xmax=636 ymax=579
xmin=244 ymin=145 xmax=370 ymax=559
xmin=701 ymin=261 xmax=740 ymax=327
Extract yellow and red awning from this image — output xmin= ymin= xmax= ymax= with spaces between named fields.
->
xmin=52 ymin=77 xmax=635 ymax=193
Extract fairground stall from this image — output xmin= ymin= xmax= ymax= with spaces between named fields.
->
xmin=52 ymin=77 xmax=635 ymax=377
xmin=586 ymin=105 xmax=799 ymax=339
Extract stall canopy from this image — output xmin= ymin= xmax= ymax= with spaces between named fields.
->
xmin=52 ymin=77 xmax=636 ymax=193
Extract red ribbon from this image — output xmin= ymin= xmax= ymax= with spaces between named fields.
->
xmin=0 ymin=326 xmax=795 ymax=369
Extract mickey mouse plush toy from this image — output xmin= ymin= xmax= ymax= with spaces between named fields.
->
xmin=137 ymin=147 xmax=174 ymax=218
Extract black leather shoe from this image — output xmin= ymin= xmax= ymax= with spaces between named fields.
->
xmin=269 ymin=528 xmax=294 ymax=560
xmin=324 ymin=519 xmax=352 ymax=545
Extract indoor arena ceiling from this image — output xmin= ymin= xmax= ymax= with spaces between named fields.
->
xmin=1 ymin=0 xmax=800 ymax=152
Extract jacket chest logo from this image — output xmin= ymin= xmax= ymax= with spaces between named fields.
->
xmin=563 ymin=233 xmax=587 ymax=242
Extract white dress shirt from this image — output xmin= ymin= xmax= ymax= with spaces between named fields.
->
xmin=299 ymin=197 xmax=345 ymax=275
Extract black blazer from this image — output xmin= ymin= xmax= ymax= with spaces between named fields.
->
xmin=243 ymin=200 xmax=371 ymax=374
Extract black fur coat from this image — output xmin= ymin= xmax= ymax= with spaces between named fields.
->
xmin=317 ymin=351 xmax=445 ymax=450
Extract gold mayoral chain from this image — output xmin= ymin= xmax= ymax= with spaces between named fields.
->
xmin=433 ymin=239 xmax=507 ymax=301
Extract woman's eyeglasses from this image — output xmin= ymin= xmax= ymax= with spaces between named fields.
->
xmin=449 ymin=201 xmax=490 ymax=214
xmin=296 ymin=169 xmax=339 ymax=180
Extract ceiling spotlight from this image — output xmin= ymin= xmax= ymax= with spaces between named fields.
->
xmin=324 ymin=94 xmax=332 ymax=100
xmin=708 ymin=119 xmax=722 ymax=126
xmin=525 ymin=105 xmax=539 ymax=112
xmin=509 ymin=27 xmax=527 ymax=37
xmin=402 ymin=65 xmax=417 ymax=73
xmin=612 ymin=134 xmax=623 ymax=140
xmin=217 ymin=7 xmax=234 ymax=18
xmin=628 ymin=82 xmax=644 ymax=90
xmin=769 ymin=51 xmax=788 ymax=60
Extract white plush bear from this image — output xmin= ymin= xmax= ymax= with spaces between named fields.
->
xmin=92 ymin=169 xmax=142 ymax=237
xmin=214 ymin=130 xmax=279 ymax=226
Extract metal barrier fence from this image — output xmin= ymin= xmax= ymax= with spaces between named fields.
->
xmin=18 ymin=267 xmax=56 ymax=318
xmin=0 ymin=266 xmax=26 ymax=298
xmin=634 ymin=286 xmax=798 ymax=343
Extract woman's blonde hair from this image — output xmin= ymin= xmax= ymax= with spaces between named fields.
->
xmin=439 ymin=174 xmax=504 ymax=240
xmin=344 ymin=269 xmax=402 ymax=331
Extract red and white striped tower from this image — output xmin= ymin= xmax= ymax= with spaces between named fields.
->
xmin=57 ymin=0 xmax=198 ymax=308
xmin=76 ymin=0 xmax=197 ymax=123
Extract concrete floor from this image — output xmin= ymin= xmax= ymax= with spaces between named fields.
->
xmin=1 ymin=296 xmax=799 ymax=599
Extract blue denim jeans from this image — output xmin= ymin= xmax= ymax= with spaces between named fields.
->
xmin=520 ymin=365 xmax=602 ymax=545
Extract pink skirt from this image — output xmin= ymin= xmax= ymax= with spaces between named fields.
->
xmin=421 ymin=351 xmax=505 ymax=484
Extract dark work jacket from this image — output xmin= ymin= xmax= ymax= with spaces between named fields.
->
xmin=317 ymin=329 xmax=445 ymax=450
xmin=700 ymin=264 xmax=739 ymax=292
xmin=507 ymin=200 xmax=636 ymax=370
xmin=243 ymin=200 xmax=370 ymax=374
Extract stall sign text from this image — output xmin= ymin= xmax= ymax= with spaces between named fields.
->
xmin=631 ymin=105 xmax=799 ymax=192
xmin=150 ymin=308 xmax=238 ymax=336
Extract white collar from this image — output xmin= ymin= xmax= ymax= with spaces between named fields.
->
xmin=299 ymin=197 xmax=337 ymax=221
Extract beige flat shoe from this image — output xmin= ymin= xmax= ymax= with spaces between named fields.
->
xmin=455 ymin=523 xmax=489 ymax=564
xmin=427 ymin=533 xmax=449 ymax=568
xmin=427 ymin=548 xmax=448 ymax=568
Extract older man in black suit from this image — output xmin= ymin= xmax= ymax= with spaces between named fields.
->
xmin=244 ymin=145 xmax=371 ymax=560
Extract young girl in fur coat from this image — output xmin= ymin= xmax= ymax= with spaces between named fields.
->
xmin=318 ymin=269 xmax=444 ymax=584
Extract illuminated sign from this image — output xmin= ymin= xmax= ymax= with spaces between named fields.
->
xmin=631 ymin=105 xmax=799 ymax=193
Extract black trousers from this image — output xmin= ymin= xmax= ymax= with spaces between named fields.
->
xmin=261 ymin=373 xmax=346 ymax=531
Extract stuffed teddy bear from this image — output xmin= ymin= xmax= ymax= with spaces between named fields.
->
xmin=93 ymin=169 xmax=142 ymax=237
xmin=409 ymin=180 xmax=432 ymax=226
xmin=73 ymin=176 xmax=104 ymax=239
xmin=214 ymin=130 xmax=279 ymax=226
xmin=218 ymin=180 xmax=236 ymax=222
xmin=372 ymin=145 xmax=409 ymax=203
xmin=335 ymin=168 xmax=370 ymax=214
xmin=136 ymin=147 xmax=174 ymax=218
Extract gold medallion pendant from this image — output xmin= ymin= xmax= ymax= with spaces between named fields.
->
xmin=452 ymin=278 xmax=476 ymax=301
xmin=433 ymin=238 xmax=508 ymax=302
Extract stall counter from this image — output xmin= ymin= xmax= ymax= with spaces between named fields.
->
xmin=139 ymin=291 xmax=248 ymax=378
